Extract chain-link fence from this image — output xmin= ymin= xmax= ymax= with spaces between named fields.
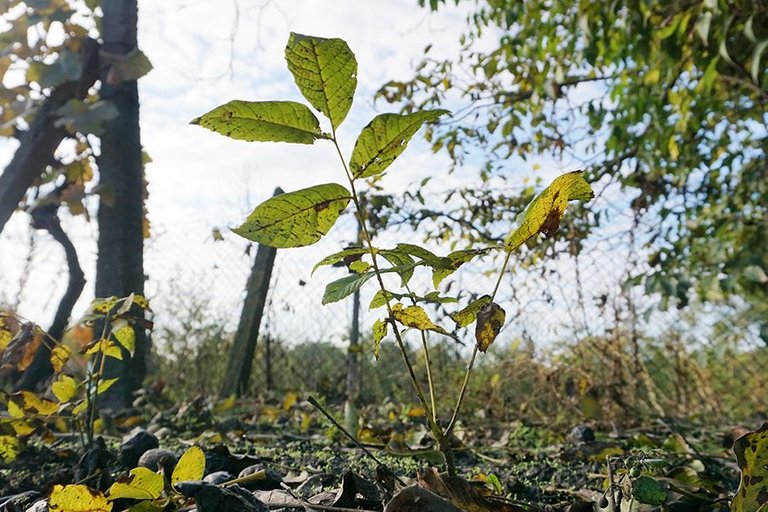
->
xmin=1 ymin=185 xmax=765 ymax=422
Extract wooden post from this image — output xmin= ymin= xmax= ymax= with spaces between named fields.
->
xmin=219 ymin=187 xmax=281 ymax=398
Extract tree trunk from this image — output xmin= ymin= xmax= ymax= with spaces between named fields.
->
xmin=219 ymin=188 xmax=282 ymax=398
xmin=15 ymin=205 xmax=86 ymax=391
xmin=94 ymin=0 xmax=147 ymax=408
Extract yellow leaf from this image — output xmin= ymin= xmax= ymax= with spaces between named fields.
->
xmin=731 ymin=422 xmax=768 ymax=512
xmin=10 ymin=391 xmax=59 ymax=416
xmin=5 ymin=417 xmax=35 ymax=436
xmin=49 ymin=484 xmax=112 ymax=512
xmin=97 ymin=378 xmax=119 ymax=395
xmin=372 ymin=318 xmax=388 ymax=359
xmin=172 ymin=446 xmax=205 ymax=487
xmin=112 ymin=325 xmax=135 ymax=355
xmin=72 ymin=400 xmax=88 ymax=415
xmin=283 ymin=392 xmax=298 ymax=411
xmin=391 ymin=304 xmax=446 ymax=334
xmin=50 ymin=345 xmax=72 ymax=372
xmin=0 ymin=434 xmax=20 ymax=463
xmin=668 ymin=136 xmax=680 ymax=161
xmin=85 ymin=339 xmax=123 ymax=360
xmin=108 ymin=467 xmax=164 ymax=501
xmin=52 ymin=374 xmax=79 ymax=403
xmin=504 ymin=171 xmax=593 ymax=252
xmin=475 ymin=302 xmax=505 ymax=353
xmin=213 ymin=395 xmax=236 ymax=413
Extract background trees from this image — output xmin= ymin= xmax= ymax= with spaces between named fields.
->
xmin=380 ymin=0 xmax=767 ymax=339
xmin=0 ymin=0 xmax=150 ymax=405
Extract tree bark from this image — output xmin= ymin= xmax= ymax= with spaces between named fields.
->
xmin=0 ymin=38 xmax=99 ymax=236
xmin=94 ymin=0 xmax=147 ymax=408
xmin=15 ymin=205 xmax=86 ymax=391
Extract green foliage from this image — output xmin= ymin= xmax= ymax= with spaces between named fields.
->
xmin=232 ymin=183 xmax=352 ymax=248
xmin=191 ymin=100 xmax=329 ymax=144
xmin=285 ymin=33 xmax=358 ymax=130
xmin=384 ymin=0 xmax=767 ymax=338
xmin=194 ymin=32 xmax=592 ymax=476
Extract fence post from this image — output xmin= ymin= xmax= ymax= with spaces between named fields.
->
xmin=344 ymin=197 xmax=364 ymax=434
xmin=219 ymin=187 xmax=282 ymax=398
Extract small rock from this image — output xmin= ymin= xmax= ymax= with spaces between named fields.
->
xmin=119 ymin=428 xmax=159 ymax=468
xmin=237 ymin=465 xmax=283 ymax=491
xmin=203 ymin=471 xmax=234 ymax=485
xmin=138 ymin=448 xmax=177 ymax=473
xmin=153 ymin=427 xmax=173 ymax=440
xmin=568 ymin=425 xmax=596 ymax=444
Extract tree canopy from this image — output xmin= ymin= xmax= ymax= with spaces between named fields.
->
xmin=378 ymin=0 xmax=767 ymax=338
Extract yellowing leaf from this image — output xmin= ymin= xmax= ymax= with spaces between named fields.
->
xmin=283 ymin=392 xmax=298 ymax=411
xmin=372 ymin=318 xmax=389 ymax=359
xmin=391 ymin=304 xmax=446 ymax=334
xmin=731 ymin=421 xmax=768 ymax=512
xmin=233 ymin=184 xmax=351 ymax=248
xmin=172 ymin=446 xmax=205 ymax=487
xmin=108 ymin=467 xmax=164 ymax=501
xmin=192 ymin=100 xmax=328 ymax=144
xmin=10 ymin=391 xmax=59 ymax=416
xmin=504 ymin=171 xmax=593 ymax=253
xmin=349 ymin=110 xmax=449 ymax=178
xmin=50 ymin=345 xmax=71 ymax=372
xmin=213 ymin=395 xmax=236 ymax=413
xmin=112 ymin=325 xmax=135 ymax=355
xmin=52 ymin=374 xmax=79 ymax=403
xmin=84 ymin=339 xmax=123 ymax=360
xmin=97 ymin=378 xmax=119 ymax=395
xmin=0 ymin=434 xmax=20 ymax=463
xmin=475 ymin=302 xmax=505 ymax=352
xmin=49 ymin=484 xmax=112 ymax=512
xmin=285 ymin=32 xmax=357 ymax=130
xmin=450 ymin=295 xmax=492 ymax=328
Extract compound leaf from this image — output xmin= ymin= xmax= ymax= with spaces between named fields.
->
xmin=350 ymin=110 xmax=449 ymax=178
xmin=191 ymin=100 xmax=328 ymax=144
xmin=233 ymin=183 xmax=351 ymax=248
xmin=286 ymin=33 xmax=357 ymax=130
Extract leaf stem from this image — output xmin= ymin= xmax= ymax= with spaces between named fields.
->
xmin=330 ymin=135 xmax=438 ymax=438
xmin=446 ymin=250 xmax=511 ymax=437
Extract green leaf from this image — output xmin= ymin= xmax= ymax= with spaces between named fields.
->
xmin=322 ymin=272 xmax=374 ymax=305
xmin=350 ymin=110 xmax=449 ymax=178
xmin=504 ymin=171 xmax=593 ymax=253
xmin=191 ymin=100 xmax=329 ymax=144
xmin=380 ymin=250 xmax=415 ymax=285
xmin=631 ymin=476 xmax=668 ymax=506
xmin=432 ymin=249 xmax=488 ymax=288
xmin=731 ymin=422 xmax=768 ymax=512
xmin=313 ymin=247 xmax=372 ymax=273
xmin=391 ymin=303 xmax=446 ymax=334
xmin=233 ymin=184 xmax=351 ymax=248
xmin=108 ymin=467 xmax=164 ymax=500
xmin=285 ymin=32 xmax=357 ymax=130
xmin=750 ymin=39 xmax=768 ymax=84
xmin=450 ymin=295 xmax=492 ymax=328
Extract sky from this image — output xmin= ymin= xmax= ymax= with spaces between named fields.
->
xmin=0 ymin=0 xmax=651 ymax=348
